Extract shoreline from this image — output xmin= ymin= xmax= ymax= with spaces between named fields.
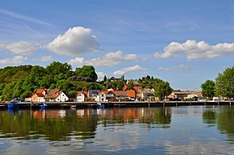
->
xmin=1 ymin=100 xmax=233 ymax=109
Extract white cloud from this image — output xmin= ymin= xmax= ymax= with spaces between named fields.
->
xmin=0 ymin=56 xmax=27 ymax=65
xmin=40 ymin=56 xmax=53 ymax=62
xmin=0 ymin=43 xmax=4 ymax=49
xmin=0 ymin=9 xmax=52 ymax=26
xmin=68 ymin=50 xmax=137 ymax=67
xmin=6 ymin=41 xmax=36 ymax=55
xmin=158 ymin=64 xmax=194 ymax=71
xmin=154 ymin=40 xmax=234 ymax=60
xmin=46 ymin=26 xmax=99 ymax=56
xmin=113 ymin=65 xmax=147 ymax=76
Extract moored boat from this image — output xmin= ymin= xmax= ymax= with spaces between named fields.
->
xmin=40 ymin=103 xmax=47 ymax=109
xmin=8 ymin=99 xmax=19 ymax=109
xmin=8 ymin=103 xmax=18 ymax=109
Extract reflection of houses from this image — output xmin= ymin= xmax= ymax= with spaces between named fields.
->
xmin=76 ymin=91 xmax=88 ymax=102
xmin=168 ymin=90 xmax=204 ymax=101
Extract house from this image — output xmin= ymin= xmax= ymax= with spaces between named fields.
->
xmin=141 ymin=89 xmax=155 ymax=101
xmin=115 ymin=91 xmax=128 ymax=101
xmin=97 ymin=90 xmax=116 ymax=102
xmin=135 ymin=88 xmax=155 ymax=101
xmin=168 ymin=91 xmax=193 ymax=101
xmin=88 ymin=90 xmax=100 ymax=101
xmin=186 ymin=90 xmax=204 ymax=101
xmin=76 ymin=91 xmax=88 ymax=102
xmin=31 ymin=89 xmax=49 ymax=103
xmin=127 ymin=90 xmax=136 ymax=101
xmin=44 ymin=89 xmax=69 ymax=102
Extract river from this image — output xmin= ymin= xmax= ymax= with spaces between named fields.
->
xmin=0 ymin=106 xmax=234 ymax=155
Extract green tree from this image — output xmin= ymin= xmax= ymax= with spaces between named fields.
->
xmin=127 ymin=81 xmax=134 ymax=90
xmin=75 ymin=65 xmax=97 ymax=82
xmin=68 ymin=90 xmax=77 ymax=99
xmin=103 ymin=75 xmax=107 ymax=82
xmin=56 ymin=80 xmax=73 ymax=94
xmin=215 ymin=67 xmax=234 ymax=99
xmin=201 ymin=80 xmax=215 ymax=99
xmin=46 ymin=61 xmax=72 ymax=76
xmin=153 ymin=79 xmax=172 ymax=100
xmin=112 ymin=80 xmax=125 ymax=90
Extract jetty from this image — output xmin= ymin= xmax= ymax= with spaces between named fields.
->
xmin=0 ymin=100 xmax=234 ymax=109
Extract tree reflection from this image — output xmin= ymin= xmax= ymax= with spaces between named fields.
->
xmin=216 ymin=106 xmax=234 ymax=142
xmin=0 ymin=109 xmax=98 ymax=141
xmin=203 ymin=106 xmax=234 ymax=142
xmin=0 ymin=107 xmax=172 ymax=141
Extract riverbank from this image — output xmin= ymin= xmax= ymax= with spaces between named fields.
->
xmin=1 ymin=100 xmax=233 ymax=109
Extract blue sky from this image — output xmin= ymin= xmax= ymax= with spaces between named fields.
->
xmin=0 ymin=0 xmax=234 ymax=90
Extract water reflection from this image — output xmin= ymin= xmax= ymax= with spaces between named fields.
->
xmin=0 ymin=108 xmax=171 ymax=141
xmin=1 ymin=106 xmax=234 ymax=154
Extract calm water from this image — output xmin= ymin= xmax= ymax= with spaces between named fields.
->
xmin=0 ymin=106 xmax=234 ymax=155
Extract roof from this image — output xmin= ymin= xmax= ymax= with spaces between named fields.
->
xmin=172 ymin=91 xmax=193 ymax=95
xmin=35 ymin=89 xmax=48 ymax=97
xmin=77 ymin=91 xmax=88 ymax=96
xmin=45 ymin=89 xmax=61 ymax=99
xmin=127 ymin=90 xmax=136 ymax=98
xmin=115 ymin=91 xmax=127 ymax=97
xmin=122 ymin=85 xmax=128 ymax=91
xmin=99 ymin=90 xmax=116 ymax=96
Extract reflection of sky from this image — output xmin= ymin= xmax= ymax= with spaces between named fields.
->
xmin=1 ymin=106 xmax=234 ymax=154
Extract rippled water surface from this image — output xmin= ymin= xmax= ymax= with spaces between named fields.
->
xmin=0 ymin=106 xmax=234 ymax=155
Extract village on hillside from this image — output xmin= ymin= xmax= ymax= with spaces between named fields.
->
xmin=26 ymin=84 xmax=204 ymax=104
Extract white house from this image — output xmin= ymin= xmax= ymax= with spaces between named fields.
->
xmin=76 ymin=91 xmax=88 ymax=102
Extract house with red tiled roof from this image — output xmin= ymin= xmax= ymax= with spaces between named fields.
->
xmin=97 ymin=90 xmax=116 ymax=102
xmin=31 ymin=89 xmax=49 ymax=103
xmin=76 ymin=91 xmax=88 ymax=102
xmin=127 ymin=90 xmax=136 ymax=101
xmin=44 ymin=89 xmax=69 ymax=102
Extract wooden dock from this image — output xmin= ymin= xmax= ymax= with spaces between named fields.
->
xmin=0 ymin=100 xmax=233 ymax=109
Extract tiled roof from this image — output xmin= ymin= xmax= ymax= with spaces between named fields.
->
xmin=35 ymin=89 xmax=47 ymax=97
xmin=127 ymin=90 xmax=136 ymax=98
xmin=77 ymin=91 xmax=88 ymax=97
xmin=45 ymin=89 xmax=61 ymax=99
xmin=122 ymin=85 xmax=128 ymax=91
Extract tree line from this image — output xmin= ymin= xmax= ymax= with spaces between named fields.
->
xmin=201 ymin=66 xmax=234 ymax=100
xmin=0 ymin=61 xmax=172 ymax=101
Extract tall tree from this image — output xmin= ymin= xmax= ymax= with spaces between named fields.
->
xmin=201 ymin=80 xmax=215 ymax=99
xmin=215 ymin=66 xmax=234 ymax=99
xmin=153 ymin=78 xmax=172 ymax=100
xmin=75 ymin=65 xmax=97 ymax=82
xmin=46 ymin=61 xmax=72 ymax=76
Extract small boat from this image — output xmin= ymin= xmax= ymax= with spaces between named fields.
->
xmin=96 ymin=102 xmax=105 ymax=109
xmin=40 ymin=103 xmax=47 ymax=109
xmin=8 ymin=99 xmax=19 ymax=109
